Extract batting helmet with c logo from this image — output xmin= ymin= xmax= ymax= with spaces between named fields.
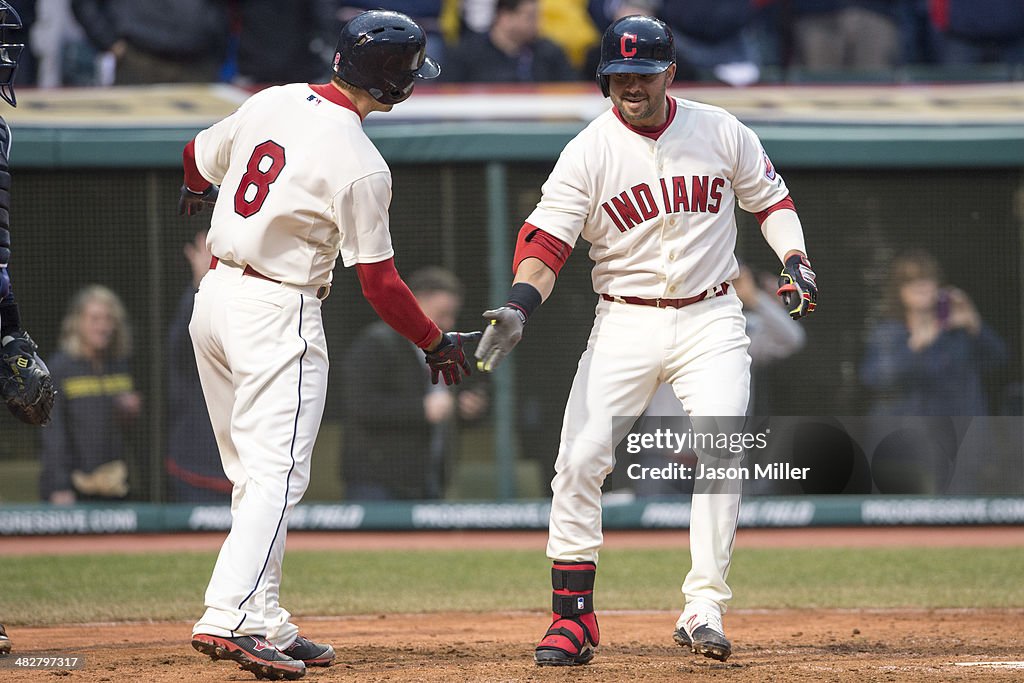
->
xmin=596 ymin=15 xmax=675 ymax=98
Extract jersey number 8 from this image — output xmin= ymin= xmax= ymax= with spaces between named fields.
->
xmin=234 ymin=140 xmax=286 ymax=218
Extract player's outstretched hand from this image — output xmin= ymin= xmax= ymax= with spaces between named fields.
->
xmin=475 ymin=307 xmax=526 ymax=373
xmin=178 ymin=184 xmax=220 ymax=217
xmin=425 ymin=331 xmax=483 ymax=385
xmin=776 ymin=253 xmax=818 ymax=320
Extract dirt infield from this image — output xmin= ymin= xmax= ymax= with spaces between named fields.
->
xmin=3 ymin=527 xmax=1023 ymax=681
xmin=5 ymin=609 xmax=1024 ymax=682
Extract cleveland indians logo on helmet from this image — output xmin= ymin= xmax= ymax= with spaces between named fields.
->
xmin=620 ymin=32 xmax=637 ymax=58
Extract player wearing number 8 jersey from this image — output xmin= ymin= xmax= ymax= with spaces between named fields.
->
xmin=179 ymin=11 xmax=477 ymax=680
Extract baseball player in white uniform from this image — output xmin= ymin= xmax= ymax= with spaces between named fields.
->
xmin=476 ymin=15 xmax=818 ymax=667
xmin=179 ymin=11 xmax=477 ymax=680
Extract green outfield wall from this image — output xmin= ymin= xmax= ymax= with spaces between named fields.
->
xmin=1 ymin=497 xmax=1023 ymax=535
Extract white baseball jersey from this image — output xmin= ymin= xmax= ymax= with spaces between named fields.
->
xmin=193 ymin=83 xmax=395 ymax=287
xmin=526 ymin=97 xmax=789 ymax=299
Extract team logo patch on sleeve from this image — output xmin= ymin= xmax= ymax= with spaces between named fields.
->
xmin=762 ymin=150 xmax=776 ymax=181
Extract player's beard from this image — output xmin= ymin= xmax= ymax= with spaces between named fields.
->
xmin=615 ymin=87 xmax=667 ymax=127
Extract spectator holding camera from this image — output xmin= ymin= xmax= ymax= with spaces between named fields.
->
xmin=860 ymin=250 xmax=1007 ymax=416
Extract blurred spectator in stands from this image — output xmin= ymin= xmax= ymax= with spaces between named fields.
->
xmin=444 ymin=0 xmax=494 ymax=34
xmin=788 ymin=0 xmax=901 ymax=71
xmin=231 ymin=0 xmax=338 ymax=85
xmin=444 ymin=0 xmax=600 ymax=69
xmin=165 ymin=232 xmax=230 ymax=504
xmin=538 ymin=0 xmax=599 ymax=73
xmin=661 ymin=0 xmax=762 ymax=85
xmin=443 ymin=0 xmax=577 ymax=83
xmin=71 ymin=0 xmax=228 ymax=84
xmin=898 ymin=0 xmax=939 ymax=65
xmin=339 ymin=1 xmax=445 ymax=65
xmin=750 ymin=0 xmax=786 ymax=70
xmin=32 ymin=0 xmax=99 ymax=86
xmin=860 ymin=250 xmax=1007 ymax=415
xmin=40 ymin=285 xmax=140 ymax=504
xmin=341 ymin=268 xmax=487 ymax=500
xmin=930 ymin=0 xmax=1024 ymax=66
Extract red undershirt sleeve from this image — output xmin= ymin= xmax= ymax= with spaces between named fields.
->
xmin=754 ymin=195 xmax=796 ymax=225
xmin=182 ymin=139 xmax=212 ymax=193
xmin=512 ymin=222 xmax=572 ymax=276
xmin=355 ymin=258 xmax=441 ymax=350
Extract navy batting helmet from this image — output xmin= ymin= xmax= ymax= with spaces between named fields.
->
xmin=332 ymin=10 xmax=440 ymax=106
xmin=0 ymin=1 xmax=24 ymax=107
xmin=596 ymin=15 xmax=675 ymax=98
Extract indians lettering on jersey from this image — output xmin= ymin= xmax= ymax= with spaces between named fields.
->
xmin=600 ymin=175 xmax=726 ymax=233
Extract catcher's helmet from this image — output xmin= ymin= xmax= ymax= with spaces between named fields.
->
xmin=0 ymin=1 xmax=23 ymax=107
xmin=332 ymin=10 xmax=440 ymax=106
xmin=596 ymin=15 xmax=675 ymax=98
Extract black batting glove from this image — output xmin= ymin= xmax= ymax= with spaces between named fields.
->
xmin=475 ymin=307 xmax=526 ymax=373
xmin=776 ymin=253 xmax=818 ymax=319
xmin=178 ymin=184 xmax=219 ymax=217
xmin=425 ymin=331 xmax=483 ymax=385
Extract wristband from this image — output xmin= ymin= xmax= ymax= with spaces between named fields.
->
xmin=506 ymin=282 xmax=542 ymax=322
xmin=0 ymin=299 xmax=20 ymax=338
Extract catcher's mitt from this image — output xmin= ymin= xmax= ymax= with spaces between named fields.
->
xmin=1 ymin=332 xmax=56 ymax=426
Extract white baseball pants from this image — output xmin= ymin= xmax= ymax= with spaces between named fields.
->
xmin=546 ymin=293 xmax=750 ymax=614
xmin=189 ymin=262 xmax=329 ymax=649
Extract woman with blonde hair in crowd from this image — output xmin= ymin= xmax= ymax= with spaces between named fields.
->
xmin=39 ymin=284 xmax=141 ymax=503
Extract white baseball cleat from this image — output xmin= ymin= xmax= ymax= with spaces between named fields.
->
xmin=673 ymin=606 xmax=731 ymax=662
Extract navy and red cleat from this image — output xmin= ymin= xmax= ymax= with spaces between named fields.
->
xmin=282 ymin=635 xmax=335 ymax=667
xmin=534 ymin=614 xmax=600 ymax=666
xmin=192 ymin=633 xmax=305 ymax=680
